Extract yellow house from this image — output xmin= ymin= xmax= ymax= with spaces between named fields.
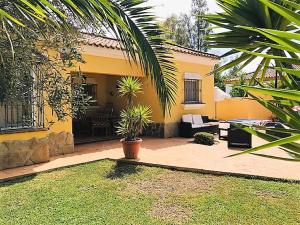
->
xmin=0 ymin=34 xmax=218 ymax=170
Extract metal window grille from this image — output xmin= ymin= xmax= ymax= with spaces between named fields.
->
xmin=0 ymin=69 xmax=44 ymax=131
xmin=184 ymin=79 xmax=201 ymax=103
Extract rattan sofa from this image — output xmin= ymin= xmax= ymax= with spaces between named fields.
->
xmin=179 ymin=114 xmax=219 ymax=138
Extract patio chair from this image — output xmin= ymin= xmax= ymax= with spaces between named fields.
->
xmin=91 ymin=114 xmax=112 ymax=137
xmin=228 ymin=124 xmax=252 ymax=148
xmin=265 ymin=122 xmax=291 ymax=138
xmin=179 ymin=114 xmax=219 ymax=138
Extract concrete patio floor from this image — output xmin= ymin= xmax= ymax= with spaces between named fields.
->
xmin=1 ymin=137 xmax=300 ymax=182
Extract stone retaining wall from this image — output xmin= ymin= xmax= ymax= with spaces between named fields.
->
xmin=143 ymin=123 xmax=165 ymax=138
xmin=0 ymin=132 xmax=75 ymax=170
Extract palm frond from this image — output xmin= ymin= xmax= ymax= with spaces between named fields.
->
xmin=1 ymin=0 xmax=178 ymax=113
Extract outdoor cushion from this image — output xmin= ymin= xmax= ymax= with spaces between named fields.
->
xmin=192 ymin=115 xmax=203 ymax=125
xmin=182 ymin=114 xmax=193 ymax=124
xmin=206 ymin=122 xmax=219 ymax=126
xmin=219 ymin=123 xmax=230 ymax=129
xmin=192 ymin=124 xmax=206 ymax=128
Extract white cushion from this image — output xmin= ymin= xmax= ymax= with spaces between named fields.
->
xmin=192 ymin=124 xmax=204 ymax=128
xmin=219 ymin=123 xmax=230 ymax=129
xmin=182 ymin=114 xmax=193 ymax=124
xmin=192 ymin=115 xmax=203 ymax=125
xmin=206 ymin=122 xmax=219 ymax=126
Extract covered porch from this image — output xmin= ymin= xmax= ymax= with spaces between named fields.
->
xmin=72 ymin=73 xmax=163 ymax=144
xmin=73 ymin=73 xmax=125 ymax=144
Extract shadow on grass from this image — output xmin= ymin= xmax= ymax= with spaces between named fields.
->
xmin=0 ymin=174 xmax=37 ymax=187
xmin=106 ymin=161 xmax=142 ymax=179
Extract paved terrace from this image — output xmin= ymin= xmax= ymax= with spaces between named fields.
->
xmin=1 ymin=137 xmax=300 ymax=182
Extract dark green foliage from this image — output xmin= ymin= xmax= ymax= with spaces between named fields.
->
xmin=194 ymin=132 xmax=214 ymax=145
xmin=204 ymin=0 xmax=300 ymax=159
xmin=230 ymin=74 xmax=247 ymax=97
xmin=0 ymin=25 xmax=90 ymax=125
xmin=116 ymin=77 xmax=152 ymax=141
xmin=214 ymin=64 xmax=226 ymax=91
xmin=161 ymin=0 xmax=210 ymax=51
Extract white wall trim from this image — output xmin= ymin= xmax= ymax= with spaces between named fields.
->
xmin=184 ymin=72 xmax=202 ymax=80
xmin=182 ymin=103 xmax=206 ymax=110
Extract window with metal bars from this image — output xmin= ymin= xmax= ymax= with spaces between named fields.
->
xmin=0 ymin=69 xmax=44 ymax=132
xmin=184 ymin=79 xmax=201 ymax=103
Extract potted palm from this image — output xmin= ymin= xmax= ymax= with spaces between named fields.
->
xmin=116 ymin=77 xmax=152 ymax=159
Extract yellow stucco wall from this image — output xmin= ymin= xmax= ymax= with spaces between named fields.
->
xmin=216 ymin=98 xmax=272 ymax=121
xmin=0 ymin=50 xmax=72 ymax=142
xmin=80 ymin=53 xmax=216 ymax=125
xmin=0 ymin=45 xmax=217 ymax=141
xmin=0 ymin=109 xmax=72 ymax=141
xmin=165 ymin=61 xmax=215 ymax=124
xmin=79 ymin=54 xmax=144 ymax=77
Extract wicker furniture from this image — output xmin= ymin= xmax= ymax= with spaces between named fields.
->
xmin=228 ymin=124 xmax=252 ymax=148
xmin=265 ymin=122 xmax=291 ymax=138
xmin=218 ymin=122 xmax=230 ymax=140
xmin=179 ymin=115 xmax=219 ymax=138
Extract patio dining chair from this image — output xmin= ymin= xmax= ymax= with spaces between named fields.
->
xmin=91 ymin=114 xmax=112 ymax=137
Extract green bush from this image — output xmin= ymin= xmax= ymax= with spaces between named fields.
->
xmin=194 ymin=132 xmax=214 ymax=146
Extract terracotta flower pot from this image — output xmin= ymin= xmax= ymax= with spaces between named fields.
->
xmin=121 ymin=138 xmax=142 ymax=159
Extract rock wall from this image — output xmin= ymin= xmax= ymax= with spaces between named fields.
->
xmin=164 ymin=122 xmax=179 ymax=138
xmin=143 ymin=123 xmax=165 ymax=138
xmin=0 ymin=132 xmax=74 ymax=171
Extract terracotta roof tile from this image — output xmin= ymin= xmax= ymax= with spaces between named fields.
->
xmin=81 ymin=33 xmax=219 ymax=59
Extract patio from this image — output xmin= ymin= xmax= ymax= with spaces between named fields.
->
xmin=1 ymin=136 xmax=299 ymax=182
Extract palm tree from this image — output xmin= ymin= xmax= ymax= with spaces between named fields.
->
xmin=0 ymin=0 xmax=177 ymax=113
xmin=204 ymin=0 xmax=300 ymax=160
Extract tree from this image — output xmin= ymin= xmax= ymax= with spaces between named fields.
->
xmin=0 ymin=24 xmax=90 ymax=124
xmin=213 ymin=64 xmax=226 ymax=91
xmin=161 ymin=0 xmax=210 ymax=51
xmin=230 ymin=75 xmax=247 ymax=97
xmin=226 ymin=65 xmax=247 ymax=97
xmin=162 ymin=14 xmax=191 ymax=47
xmin=204 ymin=0 xmax=300 ymax=160
xmin=0 ymin=0 xmax=177 ymax=113
xmin=191 ymin=0 xmax=210 ymax=51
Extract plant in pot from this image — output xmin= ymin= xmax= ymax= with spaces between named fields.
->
xmin=116 ymin=77 xmax=152 ymax=159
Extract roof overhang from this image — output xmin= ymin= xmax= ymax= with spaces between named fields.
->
xmin=81 ymin=44 xmax=218 ymax=66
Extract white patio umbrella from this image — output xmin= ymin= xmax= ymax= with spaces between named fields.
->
xmin=214 ymin=87 xmax=231 ymax=119
xmin=214 ymin=87 xmax=231 ymax=102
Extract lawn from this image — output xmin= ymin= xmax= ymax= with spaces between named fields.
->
xmin=0 ymin=160 xmax=299 ymax=225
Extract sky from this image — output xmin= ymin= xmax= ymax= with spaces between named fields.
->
xmin=146 ymin=0 xmax=257 ymax=72
xmin=148 ymin=0 xmax=221 ymax=20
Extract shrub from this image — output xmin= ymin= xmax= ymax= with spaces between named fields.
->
xmin=194 ymin=132 xmax=214 ymax=146
xmin=116 ymin=77 xmax=152 ymax=141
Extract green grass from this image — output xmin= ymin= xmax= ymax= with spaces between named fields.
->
xmin=0 ymin=160 xmax=299 ymax=225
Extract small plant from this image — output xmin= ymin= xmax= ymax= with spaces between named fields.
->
xmin=116 ymin=77 xmax=152 ymax=141
xmin=194 ymin=132 xmax=214 ymax=146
